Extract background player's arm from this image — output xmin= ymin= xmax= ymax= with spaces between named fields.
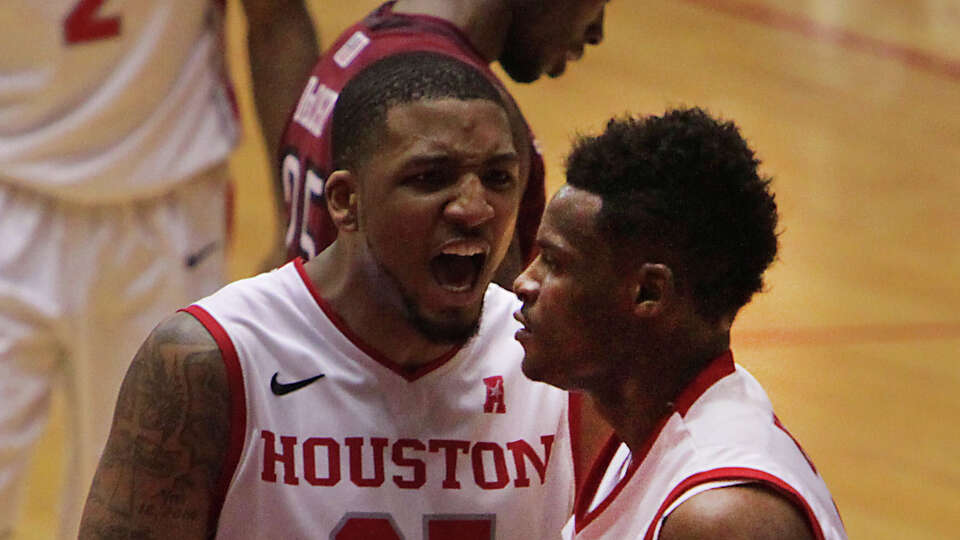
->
xmin=659 ymin=484 xmax=816 ymax=540
xmin=240 ymin=0 xmax=320 ymax=268
xmin=79 ymin=312 xmax=231 ymax=539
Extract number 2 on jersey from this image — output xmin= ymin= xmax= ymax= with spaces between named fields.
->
xmin=64 ymin=0 xmax=121 ymax=44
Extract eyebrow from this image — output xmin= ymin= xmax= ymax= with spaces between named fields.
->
xmin=485 ymin=151 xmax=521 ymax=166
xmin=536 ymin=234 xmax=565 ymax=255
xmin=403 ymin=151 xmax=520 ymax=169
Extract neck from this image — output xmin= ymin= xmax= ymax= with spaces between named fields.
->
xmin=392 ymin=0 xmax=511 ymax=63
xmin=588 ymin=332 xmax=731 ymax=455
xmin=303 ymin=248 xmax=455 ymax=369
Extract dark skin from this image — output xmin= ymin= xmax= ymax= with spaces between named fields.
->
xmin=241 ymin=0 xmax=320 ymax=271
xmin=514 ymin=186 xmax=815 ymax=539
xmin=390 ymin=0 xmax=608 ymax=289
xmin=661 ymin=484 xmax=815 ymax=540
xmin=81 ymin=1 xmax=318 ymax=532
xmin=79 ymin=312 xmax=229 ymax=539
xmin=393 ymin=0 xmax=608 ymax=82
xmin=318 ymin=98 xmax=525 ymax=367
xmin=81 ymin=97 xmax=528 ymax=537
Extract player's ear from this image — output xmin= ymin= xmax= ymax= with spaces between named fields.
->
xmin=326 ymin=169 xmax=359 ymax=232
xmin=633 ymin=263 xmax=673 ymax=318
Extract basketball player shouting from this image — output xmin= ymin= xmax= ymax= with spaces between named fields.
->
xmin=81 ymin=53 xmax=580 ymax=539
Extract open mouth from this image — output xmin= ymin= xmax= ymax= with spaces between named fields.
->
xmin=430 ymin=246 xmax=487 ymax=293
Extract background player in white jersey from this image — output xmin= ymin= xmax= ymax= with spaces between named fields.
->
xmin=0 ymin=1 xmax=318 ymax=538
xmin=80 ymin=52 xmax=578 ymax=539
xmin=514 ymin=108 xmax=848 ymax=539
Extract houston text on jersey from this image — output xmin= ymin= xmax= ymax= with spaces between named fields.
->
xmin=260 ymin=432 xmax=557 ymax=490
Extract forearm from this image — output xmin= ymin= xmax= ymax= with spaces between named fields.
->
xmin=245 ymin=1 xmax=320 ymax=220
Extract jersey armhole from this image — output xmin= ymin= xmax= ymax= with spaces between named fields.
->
xmin=646 ymin=468 xmax=826 ymax=540
xmin=180 ymin=305 xmax=248 ymax=530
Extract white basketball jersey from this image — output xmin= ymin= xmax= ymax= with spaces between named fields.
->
xmin=186 ymin=260 xmax=576 ymax=539
xmin=567 ymin=352 xmax=846 ymax=540
xmin=0 ymin=0 xmax=237 ymax=203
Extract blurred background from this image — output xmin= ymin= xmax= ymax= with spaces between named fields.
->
xmin=17 ymin=0 xmax=959 ymax=538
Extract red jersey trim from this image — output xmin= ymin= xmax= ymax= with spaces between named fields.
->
xmin=642 ymin=467 xmax=826 ymax=540
xmin=568 ymin=392 xmax=584 ymax=491
xmin=574 ymin=351 xmax=736 ymax=532
xmin=672 ymin=350 xmax=735 ymax=416
xmin=574 ymin=414 xmax=669 ymax=532
xmin=574 ymin=433 xmax=624 ymax=530
xmin=293 ymin=258 xmax=462 ymax=382
xmin=180 ymin=305 xmax=247 ymax=530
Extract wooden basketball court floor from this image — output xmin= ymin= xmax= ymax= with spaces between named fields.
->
xmin=15 ymin=1 xmax=958 ymax=538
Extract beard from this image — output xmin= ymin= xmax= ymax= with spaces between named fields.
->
xmin=399 ymin=289 xmax=483 ymax=345
xmin=368 ymin=238 xmax=483 ymax=345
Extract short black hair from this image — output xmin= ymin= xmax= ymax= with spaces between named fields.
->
xmin=332 ymin=51 xmax=507 ymax=170
xmin=565 ymin=107 xmax=780 ymax=321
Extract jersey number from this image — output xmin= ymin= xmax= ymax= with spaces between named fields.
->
xmin=282 ymin=153 xmax=323 ymax=259
xmin=333 ymin=513 xmax=494 ymax=540
xmin=64 ymin=0 xmax=121 ymax=44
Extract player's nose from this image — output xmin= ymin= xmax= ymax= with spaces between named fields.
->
xmin=445 ymin=174 xmax=495 ymax=228
xmin=513 ymin=260 xmax=540 ymax=303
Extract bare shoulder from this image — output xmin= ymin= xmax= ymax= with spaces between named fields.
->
xmin=79 ymin=311 xmax=232 ymax=539
xmin=659 ymin=483 xmax=816 ymax=540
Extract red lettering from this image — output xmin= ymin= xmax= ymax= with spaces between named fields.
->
xmin=64 ymin=0 xmax=121 ymax=44
xmin=346 ymin=437 xmax=387 ymax=487
xmin=303 ymin=437 xmax=340 ymax=486
xmin=336 ymin=514 xmax=495 ymax=539
xmin=258 ymin=433 xmax=558 ymax=491
xmin=426 ymin=515 xmax=495 ymax=539
xmin=392 ymin=438 xmax=426 ymax=489
xmin=471 ymin=442 xmax=509 ymax=489
xmin=332 ymin=514 xmax=403 ymax=540
xmin=506 ymin=435 xmax=555 ymax=487
xmin=429 ymin=439 xmax=470 ymax=489
xmin=261 ymin=431 xmax=299 ymax=485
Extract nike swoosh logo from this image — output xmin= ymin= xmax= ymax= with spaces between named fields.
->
xmin=270 ymin=372 xmax=325 ymax=396
xmin=185 ymin=241 xmax=220 ymax=268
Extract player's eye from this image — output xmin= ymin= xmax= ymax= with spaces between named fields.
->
xmin=404 ymin=169 xmax=449 ymax=190
xmin=482 ymin=169 xmax=517 ymax=191
xmin=540 ymin=252 xmax=559 ymax=272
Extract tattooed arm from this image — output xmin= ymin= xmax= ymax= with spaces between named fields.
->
xmin=79 ymin=311 xmax=231 ymax=539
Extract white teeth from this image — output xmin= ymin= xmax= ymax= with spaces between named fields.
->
xmin=441 ymin=244 xmax=485 ymax=256
xmin=441 ymin=283 xmax=472 ymax=293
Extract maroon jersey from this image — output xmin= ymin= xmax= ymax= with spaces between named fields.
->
xmin=280 ymin=1 xmax=545 ymax=263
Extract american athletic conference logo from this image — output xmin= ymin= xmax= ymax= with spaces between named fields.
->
xmin=483 ymin=376 xmax=505 ymax=414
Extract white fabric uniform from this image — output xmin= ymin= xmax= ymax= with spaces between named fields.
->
xmin=185 ymin=260 xmax=576 ymax=539
xmin=0 ymin=0 xmax=236 ymax=203
xmin=0 ymin=2 xmax=235 ymax=538
xmin=566 ymin=352 xmax=847 ymax=540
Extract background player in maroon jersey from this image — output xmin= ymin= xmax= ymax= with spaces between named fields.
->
xmin=278 ymin=2 xmax=615 ymax=480
xmin=514 ymin=108 xmax=846 ymax=539
xmin=80 ymin=52 xmax=578 ymax=540
xmin=279 ymin=0 xmax=610 ymax=285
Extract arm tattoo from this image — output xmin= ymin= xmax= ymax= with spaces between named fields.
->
xmin=81 ymin=312 xmax=231 ymax=539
